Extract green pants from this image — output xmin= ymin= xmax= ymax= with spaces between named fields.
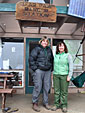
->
xmin=53 ymin=74 xmax=69 ymax=108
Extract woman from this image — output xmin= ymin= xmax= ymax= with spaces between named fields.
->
xmin=51 ymin=41 xmax=73 ymax=113
xmin=29 ymin=36 xmax=53 ymax=112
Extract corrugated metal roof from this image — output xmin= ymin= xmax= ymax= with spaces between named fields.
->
xmin=68 ymin=0 xmax=85 ymax=19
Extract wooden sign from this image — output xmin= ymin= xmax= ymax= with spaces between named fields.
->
xmin=16 ymin=1 xmax=56 ymax=22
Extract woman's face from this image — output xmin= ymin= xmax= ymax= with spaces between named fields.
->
xmin=59 ymin=43 xmax=65 ymax=53
xmin=41 ymin=39 xmax=48 ymax=48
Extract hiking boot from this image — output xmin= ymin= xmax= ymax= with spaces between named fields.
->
xmin=43 ymin=104 xmax=51 ymax=110
xmin=62 ymin=107 xmax=67 ymax=113
xmin=32 ymin=103 xmax=40 ymax=112
xmin=51 ymin=105 xmax=59 ymax=111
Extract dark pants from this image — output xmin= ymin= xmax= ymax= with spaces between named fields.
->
xmin=53 ymin=75 xmax=69 ymax=108
xmin=32 ymin=69 xmax=51 ymax=105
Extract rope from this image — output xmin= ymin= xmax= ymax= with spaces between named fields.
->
xmin=73 ymin=32 xmax=85 ymax=63
xmin=73 ymin=44 xmax=82 ymax=63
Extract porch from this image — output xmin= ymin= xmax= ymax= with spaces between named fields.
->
xmin=0 ymin=92 xmax=85 ymax=113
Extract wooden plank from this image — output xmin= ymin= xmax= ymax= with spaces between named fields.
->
xmin=0 ymin=74 xmax=14 ymax=78
xmin=71 ymin=21 xmax=83 ymax=35
xmin=76 ymin=54 xmax=85 ymax=56
xmin=0 ymin=89 xmax=13 ymax=93
xmin=16 ymin=1 xmax=57 ymax=22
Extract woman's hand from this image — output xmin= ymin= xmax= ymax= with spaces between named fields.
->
xmin=67 ymin=76 xmax=70 ymax=81
xmin=51 ymin=73 xmax=53 ymax=80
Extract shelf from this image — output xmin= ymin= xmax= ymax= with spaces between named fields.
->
xmin=0 ymin=70 xmax=24 ymax=88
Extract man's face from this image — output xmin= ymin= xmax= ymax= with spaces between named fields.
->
xmin=41 ymin=39 xmax=48 ymax=48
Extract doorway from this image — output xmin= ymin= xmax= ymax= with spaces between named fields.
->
xmin=25 ymin=38 xmax=40 ymax=94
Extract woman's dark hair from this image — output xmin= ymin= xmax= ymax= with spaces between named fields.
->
xmin=56 ymin=41 xmax=68 ymax=54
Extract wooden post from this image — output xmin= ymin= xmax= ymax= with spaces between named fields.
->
xmin=2 ymin=93 xmax=6 ymax=110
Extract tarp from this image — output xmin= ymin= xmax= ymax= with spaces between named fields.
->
xmin=71 ymin=71 xmax=85 ymax=88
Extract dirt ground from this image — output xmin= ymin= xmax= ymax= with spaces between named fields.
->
xmin=0 ymin=93 xmax=85 ymax=113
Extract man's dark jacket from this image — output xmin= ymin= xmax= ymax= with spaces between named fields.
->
xmin=29 ymin=44 xmax=54 ymax=71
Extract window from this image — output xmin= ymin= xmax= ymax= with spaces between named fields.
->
xmin=0 ymin=38 xmax=24 ymax=70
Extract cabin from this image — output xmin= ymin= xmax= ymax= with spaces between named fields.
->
xmin=0 ymin=0 xmax=85 ymax=94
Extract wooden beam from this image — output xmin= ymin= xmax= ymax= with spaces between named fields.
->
xmin=76 ymin=54 xmax=85 ymax=56
xmin=55 ymin=17 xmax=69 ymax=35
xmin=71 ymin=21 xmax=84 ymax=35
xmin=38 ymin=22 xmax=42 ymax=34
xmin=0 ymin=24 xmax=6 ymax=33
xmin=0 ymin=32 xmax=83 ymax=40
xmin=38 ymin=27 xmax=41 ymax=34
xmin=65 ymin=16 xmax=82 ymax=23
xmin=21 ymin=20 xmax=58 ymax=27
xmin=83 ymin=42 xmax=85 ymax=70
xmin=18 ymin=21 xmax=23 ymax=33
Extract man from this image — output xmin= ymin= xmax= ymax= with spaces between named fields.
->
xmin=29 ymin=36 xmax=53 ymax=112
